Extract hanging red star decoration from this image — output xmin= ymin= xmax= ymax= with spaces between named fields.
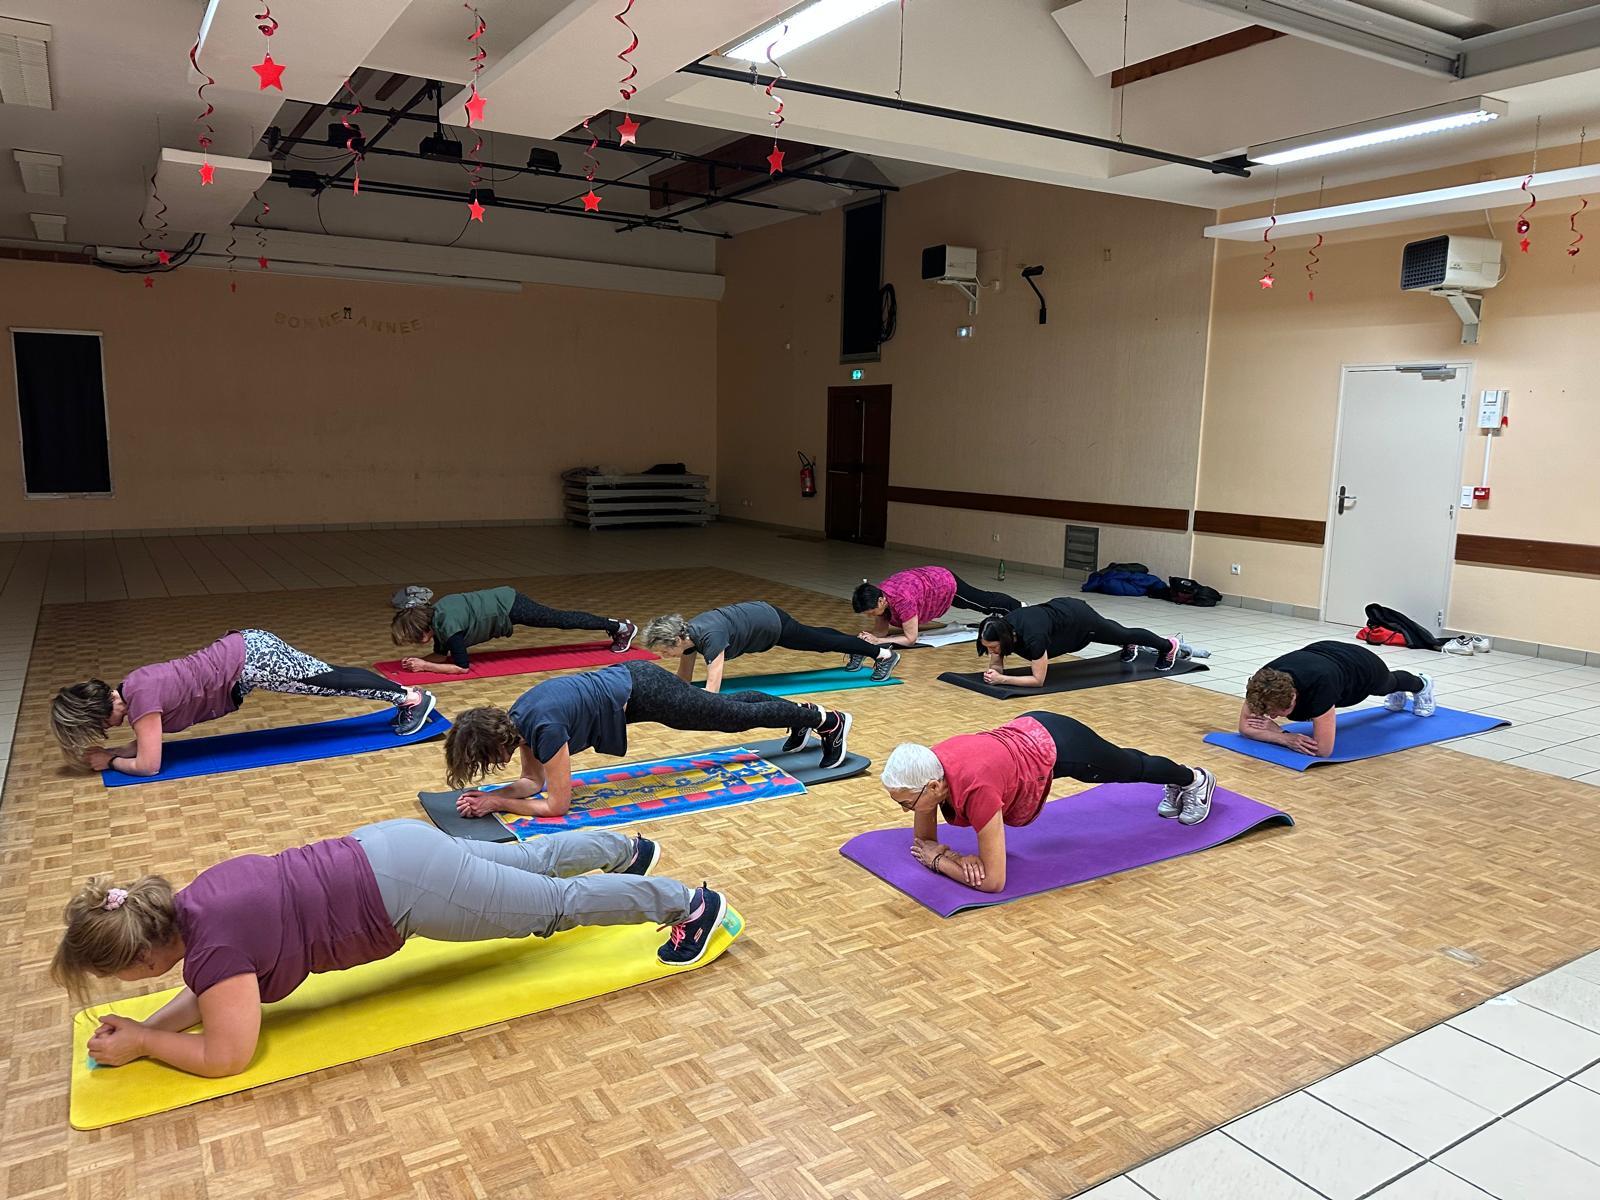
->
xmin=252 ymin=53 xmax=285 ymax=91
xmin=198 ymin=161 xmax=215 ymax=186
xmin=143 ymin=276 xmax=154 ymax=289
xmin=468 ymin=196 xmax=486 ymax=222
xmin=617 ymin=114 xmax=639 ymax=146
xmin=157 ymin=249 xmax=172 ymax=265
xmin=1257 ymin=272 xmax=1275 ymax=289
xmin=258 ymin=255 xmax=270 ymax=270
xmin=582 ymin=189 xmax=602 ymax=212
xmin=463 ymin=89 xmax=487 ymax=127
xmin=767 ymin=143 xmax=786 ymax=175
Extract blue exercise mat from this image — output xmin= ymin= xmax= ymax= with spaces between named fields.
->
xmin=101 ymin=709 xmax=452 ymax=787
xmin=1203 ymin=705 xmax=1509 ymax=770
xmin=694 ymin=667 xmax=902 ymax=697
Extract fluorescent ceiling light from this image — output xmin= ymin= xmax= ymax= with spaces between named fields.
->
xmin=14 ymin=149 xmax=61 ymax=196
xmin=29 ymin=213 xmax=66 ymax=242
xmin=724 ymin=0 xmax=896 ymax=62
xmin=0 ymin=16 xmax=53 ymax=110
xmin=1248 ymin=97 xmax=1506 ymax=167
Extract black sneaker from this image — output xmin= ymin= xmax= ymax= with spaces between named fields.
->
xmin=1119 ymin=645 xmax=1139 ymax=663
xmin=657 ymin=884 xmax=727 ymax=967
xmin=618 ymin=833 xmax=659 ymax=876
xmin=609 ymin=619 xmax=637 ymax=654
xmin=393 ymin=689 xmax=437 ymax=736
xmin=844 ymin=653 xmax=867 ymax=672
xmin=870 ymin=649 xmax=900 ymax=682
xmin=1155 ymin=637 xmax=1181 ymax=672
xmin=781 ymin=705 xmax=820 ymax=754
xmin=817 ymin=710 xmax=853 ymax=769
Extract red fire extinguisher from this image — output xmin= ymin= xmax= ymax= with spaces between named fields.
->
xmin=798 ymin=451 xmax=817 ymax=498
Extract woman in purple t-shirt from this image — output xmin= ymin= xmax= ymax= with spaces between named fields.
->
xmin=49 ymin=629 xmax=439 ymax=776
xmin=52 ymin=819 xmax=732 ymax=1077
xmin=851 ymin=566 xmax=1021 ymax=649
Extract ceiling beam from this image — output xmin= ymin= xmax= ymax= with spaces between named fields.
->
xmin=1178 ymin=0 xmax=1460 ymax=76
xmin=1111 ymin=26 xmax=1284 ymax=87
xmin=1456 ymin=4 xmax=1600 ymax=77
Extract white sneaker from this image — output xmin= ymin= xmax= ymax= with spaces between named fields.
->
xmin=1442 ymin=636 xmax=1476 ymax=656
xmin=1471 ymin=636 xmax=1492 ymax=654
xmin=1413 ymin=674 xmax=1437 ymax=717
xmin=1382 ymin=691 xmax=1409 ymax=712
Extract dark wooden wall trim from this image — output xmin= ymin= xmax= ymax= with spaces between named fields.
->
xmin=1455 ymin=535 xmax=1600 ymax=577
xmin=1192 ymin=510 xmax=1326 ymax=544
xmin=885 ymin=486 xmax=1190 ymax=532
xmin=1111 ymin=26 xmax=1285 ymax=88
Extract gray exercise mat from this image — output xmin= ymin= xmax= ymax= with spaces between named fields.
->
xmin=938 ymin=651 xmax=1208 ymax=698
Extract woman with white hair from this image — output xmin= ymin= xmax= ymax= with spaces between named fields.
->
xmin=879 ymin=711 xmax=1216 ymax=893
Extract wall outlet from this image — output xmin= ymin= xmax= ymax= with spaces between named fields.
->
xmin=991 ymin=533 xmax=1001 ymax=542
xmin=741 ymin=499 xmax=752 ymax=507
xmin=1230 ymin=563 xmax=1241 ymax=575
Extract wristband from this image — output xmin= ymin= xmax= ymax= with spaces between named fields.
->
xmin=929 ymin=850 xmax=947 ymax=872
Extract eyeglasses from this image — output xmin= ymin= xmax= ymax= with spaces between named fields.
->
xmin=894 ymin=783 xmax=929 ymax=810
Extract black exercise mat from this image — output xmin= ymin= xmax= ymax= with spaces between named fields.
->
xmin=937 ymin=651 xmax=1208 ymax=698
xmin=418 ymin=741 xmax=870 ymax=842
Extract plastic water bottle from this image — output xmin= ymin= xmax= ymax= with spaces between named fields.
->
xmin=997 ymin=559 xmax=1007 ymax=581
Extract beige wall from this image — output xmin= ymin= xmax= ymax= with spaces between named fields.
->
xmin=0 ymin=259 xmax=716 ymax=534
xmin=717 ymin=171 xmax=1214 ymax=576
xmin=1196 ymin=144 xmax=1600 ymax=651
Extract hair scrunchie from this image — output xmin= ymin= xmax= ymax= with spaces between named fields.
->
xmin=103 ymin=888 xmax=129 ymax=911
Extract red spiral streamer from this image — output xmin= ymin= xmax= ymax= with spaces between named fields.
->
xmin=463 ymin=5 xmax=489 ymax=220
xmin=224 ymin=226 xmax=239 ymax=291
xmin=1305 ymin=233 xmax=1323 ymax=302
xmin=255 ymin=5 xmax=277 ymax=37
xmin=139 ymin=165 xmax=168 ymax=261
xmin=339 ymin=76 xmax=365 ymax=194
xmin=1258 ymin=213 xmax=1277 ymax=289
xmin=583 ymin=115 xmax=598 ymax=182
xmin=765 ymin=24 xmax=788 ymax=175
xmin=1516 ymin=173 xmax=1536 ymax=253
xmin=616 ymin=0 xmax=638 ymax=101
xmin=1569 ymin=196 xmax=1587 ymax=257
xmin=252 ymin=194 xmax=271 ymax=269
xmin=188 ymin=39 xmax=215 ymax=155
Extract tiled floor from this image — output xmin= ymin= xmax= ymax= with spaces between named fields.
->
xmin=1087 ymin=950 xmax=1600 ymax=1200
xmin=3 ymin=523 xmax=1598 ymax=1197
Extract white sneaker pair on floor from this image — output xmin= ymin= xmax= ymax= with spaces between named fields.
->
xmin=1444 ymin=635 xmax=1492 ymax=656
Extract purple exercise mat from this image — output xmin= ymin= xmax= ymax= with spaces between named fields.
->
xmin=840 ymin=782 xmax=1293 ymax=916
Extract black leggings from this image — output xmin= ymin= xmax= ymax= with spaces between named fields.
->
xmin=1024 ymin=710 xmax=1192 ymax=787
xmin=1381 ymin=670 xmax=1427 ymax=695
xmin=1055 ymin=598 xmax=1168 ymax=656
xmin=950 ymin=574 xmax=1021 ymax=616
xmin=622 ymin=661 xmax=823 ymax=733
xmin=509 ymin=592 xmax=617 ymax=634
xmin=774 ymin=608 xmax=883 ymax=658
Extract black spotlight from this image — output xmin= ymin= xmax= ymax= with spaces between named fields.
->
xmin=527 ymin=148 xmax=562 ymax=174
xmin=420 ymin=134 xmax=463 ymax=160
xmin=287 ymin=169 xmax=321 ymax=192
xmin=471 ymin=188 xmax=497 ymax=208
xmin=327 ymin=123 xmax=364 ymax=152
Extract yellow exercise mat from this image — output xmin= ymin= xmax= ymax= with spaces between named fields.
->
xmin=69 ymin=907 xmax=743 ymax=1129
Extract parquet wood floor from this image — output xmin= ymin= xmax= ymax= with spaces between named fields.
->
xmin=2 ymin=568 xmax=1597 ymax=1200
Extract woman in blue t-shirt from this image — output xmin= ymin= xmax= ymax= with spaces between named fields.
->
xmin=52 ymin=821 xmax=731 ymax=1077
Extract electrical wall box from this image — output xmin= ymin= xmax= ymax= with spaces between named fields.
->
xmin=1478 ymin=389 xmax=1508 ymax=428
xmin=1400 ymin=235 xmax=1503 ymax=291
xmin=921 ymin=244 xmax=978 ymax=283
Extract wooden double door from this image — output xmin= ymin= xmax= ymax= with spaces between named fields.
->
xmin=824 ymin=385 xmax=891 ymax=547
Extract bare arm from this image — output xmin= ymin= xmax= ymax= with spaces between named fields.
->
xmin=471 ymin=745 xmax=572 ymax=817
xmin=142 ymin=987 xmax=202 ymax=1033
xmin=702 ymin=654 xmax=726 ymax=695
xmin=401 ymin=653 xmax=467 ymax=674
xmin=91 ymin=973 xmax=262 ymax=1078
xmin=986 ymin=656 xmax=1046 ymax=688
xmin=879 ymin=615 xmax=919 ymax=648
xmin=1308 ymin=711 xmax=1337 ymax=757
xmin=1238 ymin=702 xmax=1322 ymax=755
xmin=913 ymin=807 xmax=938 ymax=842
xmin=108 ymin=713 xmax=165 ymax=776
xmin=930 ymin=817 xmax=1006 ymax=891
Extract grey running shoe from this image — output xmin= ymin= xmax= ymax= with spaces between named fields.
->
xmin=1157 ymin=783 xmax=1183 ymax=819
xmin=1177 ymin=767 xmax=1216 ymax=826
xmin=1413 ymin=674 xmax=1437 ymax=717
xmin=393 ymin=689 xmax=437 ymax=736
xmin=844 ymin=653 xmax=867 ymax=672
xmin=870 ymin=649 xmax=901 ymax=682
xmin=1383 ymin=690 xmax=1409 ymax=712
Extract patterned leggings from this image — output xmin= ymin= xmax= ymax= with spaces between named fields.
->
xmin=238 ymin=629 xmax=408 ymax=704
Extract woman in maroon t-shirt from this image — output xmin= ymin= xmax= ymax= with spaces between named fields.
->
xmin=52 ymin=819 xmax=731 ymax=1078
xmin=879 ymin=711 xmax=1216 ymax=892
xmin=48 ymin=628 xmax=438 ymax=776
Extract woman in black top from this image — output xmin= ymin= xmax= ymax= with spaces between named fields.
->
xmin=1240 ymin=641 xmax=1435 ymax=757
xmin=976 ymin=598 xmax=1187 ymax=688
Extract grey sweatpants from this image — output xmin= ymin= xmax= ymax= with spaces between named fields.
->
xmin=350 ymin=819 xmax=694 ymax=941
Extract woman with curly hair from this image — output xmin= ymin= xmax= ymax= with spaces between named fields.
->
xmin=1240 ymin=641 xmax=1434 ymax=758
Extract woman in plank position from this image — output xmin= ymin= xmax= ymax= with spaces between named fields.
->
xmin=391 ymin=585 xmax=637 ymax=675
xmin=442 ymin=660 xmax=853 ymax=818
xmin=976 ymin=598 xmax=1196 ymax=688
xmin=880 ymin=712 xmax=1217 ymax=893
xmin=642 ymin=601 xmax=899 ymax=693
xmin=1240 ymin=641 xmax=1435 ymax=758
xmin=53 ymin=821 xmax=728 ymax=1077
xmin=50 ymin=630 xmax=438 ymax=776
xmin=850 ymin=565 xmax=1021 ymax=650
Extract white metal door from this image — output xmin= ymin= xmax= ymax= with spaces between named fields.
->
xmin=1323 ymin=364 xmax=1467 ymax=632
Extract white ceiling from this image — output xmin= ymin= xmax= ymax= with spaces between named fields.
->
xmin=4 ymin=0 xmax=1600 ymax=280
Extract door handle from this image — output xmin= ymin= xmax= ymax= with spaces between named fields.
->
xmin=1337 ymin=485 xmax=1358 ymax=514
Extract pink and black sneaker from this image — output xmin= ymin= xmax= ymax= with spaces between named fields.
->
xmin=657 ymin=884 xmax=727 ymax=967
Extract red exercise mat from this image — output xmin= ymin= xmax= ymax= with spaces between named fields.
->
xmin=375 ymin=642 xmax=657 ymax=684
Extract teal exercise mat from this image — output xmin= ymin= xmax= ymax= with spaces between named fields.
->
xmin=695 ymin=668 xmax=903 ymax=697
